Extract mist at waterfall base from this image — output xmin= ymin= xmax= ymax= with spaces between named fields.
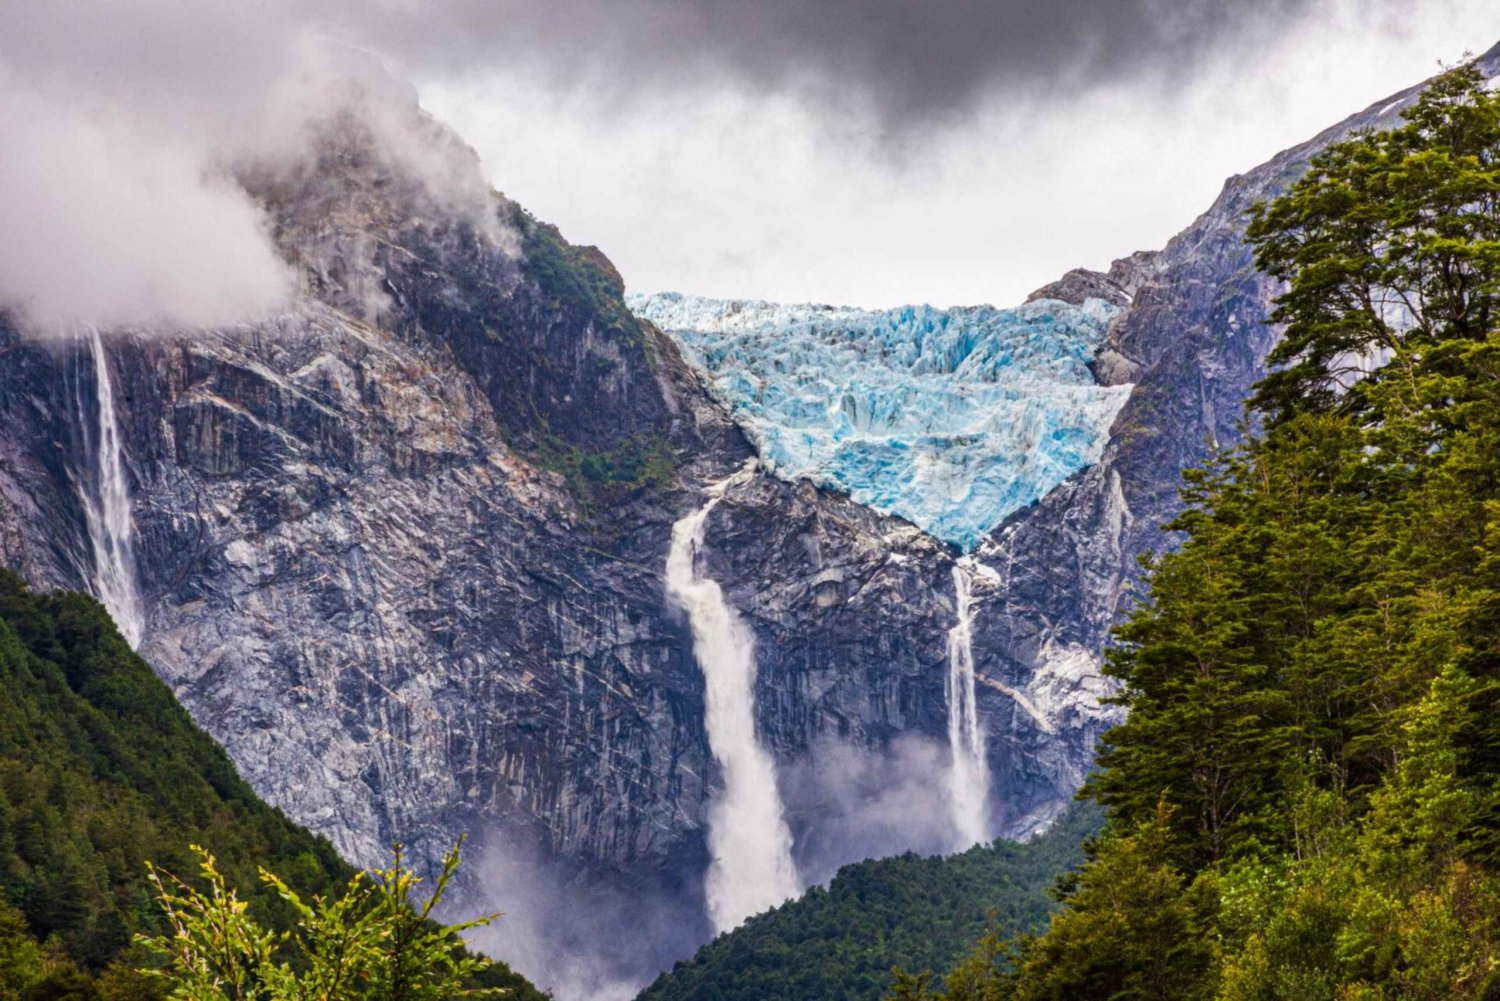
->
xmin=781 ymin=736 xmax=968 ymax=886
xmin=465 ymin=478 xmax=999 ymax=999
xmin=466 ymin=829 xmax=711 ymax=1001
xmin=464 ymin=735 xmax=997 ymax=1000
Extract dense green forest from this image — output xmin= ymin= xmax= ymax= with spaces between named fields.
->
xmin=637 ymin=804 xmax=1099 ymax=1001
xmin=0 ymin=570 xmax=542 ymax=1000
xmin=898 ymin=61 xmax=1500 ymax=1000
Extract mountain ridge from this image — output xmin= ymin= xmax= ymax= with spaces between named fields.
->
xmin=1 ymin=42 xmax=1497 ymax=996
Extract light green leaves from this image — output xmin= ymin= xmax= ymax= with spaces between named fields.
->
xmin=138 ymin=838 xmax=504 ymax=1001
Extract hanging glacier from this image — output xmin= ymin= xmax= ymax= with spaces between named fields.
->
xmin=630 ymin=292 xmax=1134 ymax=552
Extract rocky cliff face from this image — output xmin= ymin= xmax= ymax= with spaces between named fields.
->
xmin=960 ymin=42 xmax=1498 ymax=804
xmin=0 ymin=92 xmax=976 ymax=990
xmin=1 ymin=46 xmax=1496 ymax=996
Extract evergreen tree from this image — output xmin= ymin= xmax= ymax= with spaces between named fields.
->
xmin=0 ymin=573 xmax=544 ymax=1000
xmin=896 ymin=57 xmax=1500 ymax=1001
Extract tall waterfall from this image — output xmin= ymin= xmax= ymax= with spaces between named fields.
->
xmin=77 ymin=328 xmax=145 ymax=649
xmin=946 ymin=559 xmax=990 ymax=849
xmin=665 ymin=463 xmax=801 ymax=932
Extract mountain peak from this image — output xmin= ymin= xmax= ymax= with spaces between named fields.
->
xmin=234 ymin=86 xmax=520 ymax=324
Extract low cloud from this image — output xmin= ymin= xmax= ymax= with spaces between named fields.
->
xmin=0 ymin=72 xmax=294 ymax=332
xmin=0 ymin=3 xmax=510 ymax=334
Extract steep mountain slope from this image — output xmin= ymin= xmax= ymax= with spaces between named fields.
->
xmin=0 ymin=84 xmax=981 ymax=993
xmin=0 ymin=569 xmax=542 ymax=998
xmin=948 ymin=42 xmax=1500 ymax=821
xmin=0 ymin=43 xmax=1494 ymax=997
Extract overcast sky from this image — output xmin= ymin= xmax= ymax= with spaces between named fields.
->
xmin=409 ymin=1 xmax=1500 ymax=307
xmin=5 ymin=1 xmax=1500 ymax=326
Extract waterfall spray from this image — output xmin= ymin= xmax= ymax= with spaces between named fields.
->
xmin=665 ymin=462 xmax=800 ymax=932
xmin=77 ymin=327 xmax=146 ymax=649
xmin=946 ymin=558 xmax=990 ymax=849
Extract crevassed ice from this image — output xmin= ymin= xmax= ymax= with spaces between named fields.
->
xmin=629 ymin=292 xmax=1133 ymax=552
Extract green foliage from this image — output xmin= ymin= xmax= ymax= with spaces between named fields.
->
xmin=0 ymin=572 xmax=543 ymax=1000
xmin=0 ymin=569 xmax=346 ymax=974
xmin=0 ymin=900 xmax=47 ymax=999
xmin=514 ymin=208 xmax=635 ymax=332
xmin=1210 ymin=669 xmax=1500 ymax=1000
xmin=532 ymin=430 xmax=677 ymax=501
xmin=998 ymin=807 xmax=1217 ymax=1001
xmin=1247 ymin=60 xmax=1500 ymax=425
xmin=636 ymin=804 xmax=1100 ymax=1001
xmin=138 ymin=840 xmax=501 ymax=1001
xmin=911 ymin=59 xmax=1500 ymax=1001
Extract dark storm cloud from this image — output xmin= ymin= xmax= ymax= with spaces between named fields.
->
xmin=357 ymin=0 xmax=1369 ymax=129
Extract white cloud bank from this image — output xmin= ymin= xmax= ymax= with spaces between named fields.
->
xmin=422 ymin=0 xmax=1500 ymax=307
xmin=0 ymin=2 xmax=309 ymax=331
xmin=0 ymin=75 xmax=294 ymax=331
xmin=0 ymin=2 xmax=507 ymax=334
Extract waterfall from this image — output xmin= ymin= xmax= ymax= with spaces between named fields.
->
xmin=946 ymin=559 xmax=990 ymax=849
xmin=665 ymin=463 xmax=801 ymax=932
xmin=77 ymin=327 xmax=146 ymax=649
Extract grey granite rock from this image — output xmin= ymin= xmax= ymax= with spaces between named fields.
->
xmin=1 ymin=41 xmax=1496 ymax=992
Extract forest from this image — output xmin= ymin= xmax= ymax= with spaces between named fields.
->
xmin=897 ymin=62 xmax=1500 ymax=1000
xmin=638 ymin=804 xmax=1099 ymax=1001
xmin=0 ymin=570 xmax=541 ymax=1000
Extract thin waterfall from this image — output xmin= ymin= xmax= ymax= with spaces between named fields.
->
xmin=946 ymin=558 xmax=990 ymax=849
xmin=665 ymin=462 xmax=800 ymax=932
xmin=77 ymin=327 xmax=146 ymax=648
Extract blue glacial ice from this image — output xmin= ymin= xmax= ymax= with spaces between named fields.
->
xmin=629 ymin=292 xmax=1134 ymax=553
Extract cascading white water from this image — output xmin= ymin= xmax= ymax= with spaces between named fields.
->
xmin=946 ymin=559 xmax=990 ymax=849
xmin=77 ymin=327 xmax=146 ymax=649
xmin=665 ymin=462 xmax=801 ymax=932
